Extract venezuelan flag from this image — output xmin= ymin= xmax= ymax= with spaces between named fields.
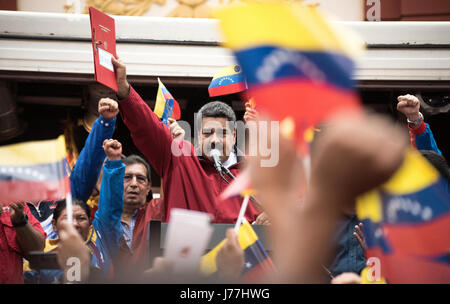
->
xmin=208 ymin=64 xmax=247 ymax=97
xmin=214 ymin=1 xmax=364 ymax=149
xmin=356 ymin=149 xmax=450 ymax=283
xmin=154 ymin=78 xmax=180 ymax=126
xmin=200 ymin=219 xmax=274 ymax=282
xmin=0 ymin=135 xmax=70 ymax=204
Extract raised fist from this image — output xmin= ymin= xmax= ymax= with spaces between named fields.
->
xmin=103 ymin=139 xmax=122 ymax=161
xmin=397 ymin=94 xmax=421 ymax=121
xmin=98 ymin=97 xmax=119 ymax=121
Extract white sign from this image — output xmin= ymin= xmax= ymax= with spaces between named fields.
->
xmin=98 ymin=48 xmax=114 ymax=72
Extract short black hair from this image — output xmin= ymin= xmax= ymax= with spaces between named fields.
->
xmin=420 ymin=150 xmax=450 ymax=182
xmin=53 ymin=198 xmax=91 ymax=223
xmin=123 ymin=154 xmax=152 ymax=184
xmin=196 ymin=101 xmax=236 ymax=132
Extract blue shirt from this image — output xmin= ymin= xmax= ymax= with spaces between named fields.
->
xmin=121 ymin=210 xmax=138 ymax=249
xmin=328 ymin=214 xmax=366 ymax=278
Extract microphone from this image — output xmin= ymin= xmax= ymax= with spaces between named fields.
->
xmin=209 ymin=149 xmax=223 ymax=175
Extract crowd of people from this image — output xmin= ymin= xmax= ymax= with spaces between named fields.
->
xmin=0 ymin=54 xmax=449 ymax=284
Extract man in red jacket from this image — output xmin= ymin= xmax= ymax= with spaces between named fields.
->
xmin=112 ymin=57 xmax=264 ymax=224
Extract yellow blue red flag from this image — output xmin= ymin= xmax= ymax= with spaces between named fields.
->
xmin=200 ymin=219 xmax=275 ymax=282
xmin=0 ymin=135 xmax=71 ymax=204
xmin=356 ymin=149 xmax=450 ymax=283
xmin=208 ymin=64 xmax=247 ymax=97
xmin=214 ymin=1 xmax=364 ymax=152
xmin=154 ymin=78 xmax=180 ymax=126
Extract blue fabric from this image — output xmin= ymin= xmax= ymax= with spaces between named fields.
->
xmin=415 ymin=123 xmax=442 ymax=156
xmin=91 ymin=159 xmax=125 ymax=275
xmin=328 ymin=214 xmax=366 ymax=278
xmin=70 ymin=115 xmax=116 ymax=202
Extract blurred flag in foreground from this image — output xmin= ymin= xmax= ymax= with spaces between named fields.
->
xmin=154 ymin=78 xmax=181 ymax=126
xmin=208 ymin=64 xmax=247 ymax=97
xmin=214 ymin=1 xmax=364 ymax=153
xmin=200 ymin=219 xmax=275 ymax=282
xmin=356 ymin=149 xmax=450 ymax=283
xmin=0 ymin=135 xmax=70 ymax=204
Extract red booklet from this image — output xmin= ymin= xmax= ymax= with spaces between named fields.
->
xmin=89 ymin=7 xmax=118 ymax=92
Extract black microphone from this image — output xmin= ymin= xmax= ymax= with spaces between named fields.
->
xmin=209 ymin=149 xmax=224 ymax=175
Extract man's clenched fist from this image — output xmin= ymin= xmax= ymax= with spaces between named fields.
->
xmin=103 ymin=139 xmax=122 ymax=161
xmin=98 ymin=98 xmax=119 ymax=121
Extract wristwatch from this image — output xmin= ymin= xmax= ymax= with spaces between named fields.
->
xmin=12 ymin=213 xmax=28 ymax=228
xmin=407 ymin=112 xmax=424 ymax=129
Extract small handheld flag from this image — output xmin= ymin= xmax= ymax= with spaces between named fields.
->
xmin=208 ymin=65 xmax=247 ymax=97
xmin=154 ymin=78 xmax=180 ymax=126
xmin=200 ymin=219 xmax=275 ymax=283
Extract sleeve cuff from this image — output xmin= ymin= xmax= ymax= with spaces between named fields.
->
xmin=105 ymin=159 xmax=124 ymax=168
xmin=97 ymin=115 xmax=116 ymax=127
xmin=409 ymin=121 xmax=427 ymax=135
xmin=118 ymin=85 xmax=135 ymax=103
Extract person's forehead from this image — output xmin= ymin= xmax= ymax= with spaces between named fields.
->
xmin=72 ymin=205 xmax=87 ymax=216
xmin=201 ymin=117 xmax=231 ymax=129
xmin=62 ymin=205 xmax=86 ymax=216
xmin=125 ymin=163 xmax=147 ymax=175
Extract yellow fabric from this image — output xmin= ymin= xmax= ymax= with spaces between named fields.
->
xmin=360 ymin=266 xmax=387 ymax=284
xmin=87 ymin=195 xmax=99 ymax=210
xmin=381 ymin=149 xmax=440 ymax=195
xmin=212 ymin=65 xmax=242 ymax=79
xmin=213 ymin=1 xmax=363 ymax=57
xmin=154 ymin=77 xmax=167 ymax=118
xmin=356 ymin=190 xmax=383 ymax=223
xmin=200 ymin=220 xmax=258 ymax=275
xmin=0 ymin=135 xmax=66 ymax=166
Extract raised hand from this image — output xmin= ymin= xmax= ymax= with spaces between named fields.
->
xmin=397 ymin=94 xmax=421 ymax=122
xmin=9 ymin=202 xmax=26 ymax=225
xmin=243 ymin=102 xmax=257 ymax=123
xmin=353 ymin=222 xmax=367 ymax=251
xmin=252 ymin=211 xmax=270 ymax=225
xmin=103 ymin=139 xmax=122 ymax=161
xmin=98 ymin=97 xmax=119 ymax=121
xmin=168 ymin=118 xmax=185 ymax=140
xmin=111 ymin=57 xmax=130 ymax=99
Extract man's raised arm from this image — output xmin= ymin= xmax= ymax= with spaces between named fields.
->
xmin=112 ymin=57 xmax=174 ymax=177
xmin=70 ymin=97 xmax=118 ymax=202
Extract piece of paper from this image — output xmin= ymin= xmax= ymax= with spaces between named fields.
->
xmin=98 ymin=48 xmax=114 ymax=72
xmin=163 ymin=209 xmax=213 ymax=274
